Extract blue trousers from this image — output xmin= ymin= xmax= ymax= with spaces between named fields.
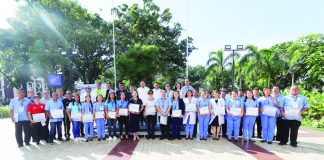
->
xmin=243 ymin=116 xmax=256 ymax=140
xmin=261 ymin=114 xmax=276 ymax=142
xmin=96 ymin=118 xmax=106 ymax=138
xmin=50 ymin=121 xmax=62 ymax=142
xmin=227 ymin=116 xmax=241 ymax=140
xmin=185 ymin=116 xmax=194 ymax=137
xmin=107 ymin=119 xmax=116 ymax=137
xmin=198 ymin=115 xmax=210 ymax=139
xmin=171 ymin=118 xmax=182 ymax=139
xmin=72 ymin=121 xmax=81 ymax=138
xmin=84 ymin=122 xmax=94 ymax=139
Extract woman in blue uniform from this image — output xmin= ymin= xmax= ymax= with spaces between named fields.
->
xmin=82 ymin=95 xmax=94 ymax=142
xmin=170 ymin=91 xmax=185 ymax=140
xmin=128 ymin=90 xmax=144 ymax=141
xmin=260 ymin=87 xmax=278 ymax=144
xmin=226 ymin=90 xmax=243 ymax=141
xmin=117 ymin=92 xmax=129 ymax=140
xmin=197 ymin=90 xmax=211 ymax=140
xmin=67 ymin=94 xmax=82 ymax=141
xmin=242 ymin=90 xmax=259 ymax=142
xmin=93 ymin=94 xmax=106 ymax=141
xmin=106 ymin=92 xmax=117 ymax=140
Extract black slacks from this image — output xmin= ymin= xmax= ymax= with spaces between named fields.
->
xmin=15 ymin=121 xmax=31 ymax=146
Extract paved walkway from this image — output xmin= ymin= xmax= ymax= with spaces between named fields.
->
xmin=1 ymin=118 xmax=324 ymax=160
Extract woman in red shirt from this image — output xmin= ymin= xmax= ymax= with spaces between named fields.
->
xmin=27 ymin=95 xmax=49 ymax=144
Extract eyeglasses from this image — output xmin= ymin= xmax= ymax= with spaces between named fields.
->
xmin=148 ymin=93 xmax=153 ymax=95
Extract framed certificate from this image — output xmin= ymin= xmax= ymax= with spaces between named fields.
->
xmin=108 ymin=111 xmax=116 ymax=119
xmin=95 ymin=111 xmax=105 ymax=119
xmin=262 ymin=107 xmax=277 ymax=117
xmin=146 ymin=107 xmax=156 ymax=115
xmin=246 ymin=107 xmax=258 ymax=116
xmin=213 ymin=106 xmax=225 ymax=115
xmin=172 ymin=110 xmax=182 ymax=117
xmin=83 ymin=114 xmax=93 ymax=122
xmin=199 ymin=107 xmax=210 ymax=115
xmin=285 ymin=108 xmax=300 ymax=119
xmin=185 ymin=103 xmax=197 ymax=112
xmin=32 ymin=113 xmax=46 ymax=122
xmin=129 ymin=104 xmax=140 ymax=113
xmin=71 ymin=112 xmax=81 ymax=121
xmin=160 ymin=116 xmax=168 ymax=125
xmin=118 ymin=108 xmax=128 ymax=116
xmin=231 ymin=107 xmax=241 ymax=116
xmin=51 ymin=109 xmax=64 ymax=119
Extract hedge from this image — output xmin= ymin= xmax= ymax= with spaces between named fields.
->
xmin=0 ymin=106 xmax=10 ymax=119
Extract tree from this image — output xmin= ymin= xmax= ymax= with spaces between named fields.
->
xmin=206 ymin=50 xmax=232 ymax=86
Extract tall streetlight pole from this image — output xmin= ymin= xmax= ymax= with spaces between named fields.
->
xmin=186 ymin=0 xmax=189 ymax=79
xmin=224 ymin=45 xmax=243 ymax=90
xmin=112 ymin=0 xmax=117 ymax=90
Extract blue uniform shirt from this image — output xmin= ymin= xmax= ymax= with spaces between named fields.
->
xmin=180 ymin=85 xmax=194 ymax=98
xmin=171 ymin=99 xmax=180 ymax=110
xmin=40 ymin=98 xmax=52 ymax=105
xmin=156 ymin=97 xmax=172 ymax=116
xmin=9 ymin=98 xmax=32 ymax=122
xmin=45 ymin=100 xmax=64 ymax=122
xmin=82 ymin=102 xmax=93 ymax=114
xmin=282 ymin=94 xmax=310 ymax=121
xmin=197 ymin=98 xmax=210 ymax=108
xmin=273 ymin=94 xmax=284 ymax=108
xmin=243 ymin=99 xmax=258 ymax=112
xmin=259 ymin=96 xmax=279 ymax=116
xmin=106 ymin=100 xmax=117 ymax=111
xmin=117 ymin=100 xmax=128 ymax=109
xmin=68 ymin=102 xmax=82 ymax=113
xmin=93 ymin=102 xmax=106 ymax=112
xmin=226 ymin=99 xmax=243 ymax=110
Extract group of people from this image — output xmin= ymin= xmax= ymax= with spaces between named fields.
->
xmin=9 ymin=79 xmax=309 ymax=148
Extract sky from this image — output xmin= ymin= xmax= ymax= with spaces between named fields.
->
xmin=1 ymin=0 xmax=324 ymax=66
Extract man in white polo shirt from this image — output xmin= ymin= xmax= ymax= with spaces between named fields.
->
xmin=137 ymin=80 xmax=150 ymax=103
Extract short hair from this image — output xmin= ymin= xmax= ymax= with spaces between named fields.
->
xmin=18 ymin=88 xmax=25 ymax=92
xmin=119 ymin=82 xmax=124 ymax=85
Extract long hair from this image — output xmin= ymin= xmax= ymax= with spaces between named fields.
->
xmin=244 ymin=90 xmax=255 ymax=102
xmin=73 ymin=94 xmax=82 ymax=106
xmin=185 ymin=90 xmax=193 ymax=98
xmin=172 ymin=90 xmax=180 ymax=100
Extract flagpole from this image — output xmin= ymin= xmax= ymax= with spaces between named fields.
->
xmin=112 ymin=0 xmax=117 ymax=90
xmin=186 ymin=0 xmax=189 ymax=79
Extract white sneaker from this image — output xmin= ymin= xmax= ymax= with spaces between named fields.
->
xmin=113 ymin=136 xmax=117 ymax=140
xmin=108 ymin=137 xmax=113 ymax=141
xmin=74 ymin=138 xmax=79 ymax=142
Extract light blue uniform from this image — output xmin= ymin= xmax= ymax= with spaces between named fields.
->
xmin=82 ymin=102 xmax=94 ymax=139
xmin=197 ymin=98 xmax=211 ymax=139
xmin=117 ymin=100 xmax=128 ymax=109
xmin=243 ymin=99 xmax=258 ymax=140
xmin=226 ymin=99 xmax=243 ymax=140
xmin=94 ymin=102 xmax=106 ymax=138
xmin=281 ymin=94 xmax=310 ymax=121
xmin=259 ymin=96 xmax=277 ymax=142
xmin=40 ymin=98 xmax=51 ymax=105
xmin=68 ymin=102 xmax=82 ymax=138
xmin=156 ymin=97 xmax=172 ymax=117
xmin=45 ymin=100 xmax=64 ymax=122
xmin=105 ymin=100 xmax=117 ymax=137
xmin=180 ymin=85 xmax=194 ymax=98
xmin=9 ymin=98 xmax=32 ymax=122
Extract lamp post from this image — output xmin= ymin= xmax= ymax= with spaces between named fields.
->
xmin=224 ymin=45 xmax=243 ymax=90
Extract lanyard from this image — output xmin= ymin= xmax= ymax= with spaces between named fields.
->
xmin=200 ymin=99 xmax=208 ymax=107
xmin=173 ymin=99 xmax=179 ymax=110
xmin=292 ymin=95 xmax=298 ymax=102
xmin=161 ymin=98 xmax=166 ymax=109
xmin=188 ymin=98 xmax=192 ymax=103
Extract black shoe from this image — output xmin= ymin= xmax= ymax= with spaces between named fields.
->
xmin=216 ymin=138 xmax=220 ymax=141
xmin=36 ymin=141 xmax=40 ymax=145
xmin=177 ymin=137 xmax=181 ymax=140
xmin=66 ymin=137 xmax=70 ymax=141
xmin=159 ymin=137 xmax=165 ymax=140
xmin=213 ymin=138 xmax=216 ymax=140
xmin=227 ymin=138 xmax=232 ymax=142
xmin=234 ymin=139 xmax=238 ymax=142
xmin=86 ymin=140 xmax=89 ymax=142
xmin=50 ymin=141 xmax=54 ymax=145
xmin=268 ymin=141 xmax=272 ymax=144
xmin=249 ymin=139 xmax=256 ymax=143
xmin=152 ymin=137 xmax=155 ymax=140
xmin=102 ymin=138 xmax=106 ymax=141
xmin=204 ymin=138 xmax=207 ymax=141
xmin=90 ymin=138 xmax=93 ymax=141
xmin=18 ymin=144 xmax=23 ymax=148
xmin=261 ymin=140 xmax=267 ymax=143
xmin=290 ymin=143 xmax=297 ymax=147
xmin=146 ymin=137 xmax=150 ymax=140
xmin=81 ymin=134 xmax=85 ymax=137
xmin=190 ymin=137 xmax=194 ymax=140
xmin=98 ymin=138 xmax=101 ymax=141
xmin=57 ymin=138 xmax=64 ymax=142
xmin=200 ymin=138 xmax=203 ymax=140
xmin=244 ymin=139 xmax=248 ymax=143
xmin=279 ymin=142 xmax=287 ymax=146
xmin=186 ymin=137 xmax=189 ymax=140
xmin=25 ymin=142 xmax=30 ymax=146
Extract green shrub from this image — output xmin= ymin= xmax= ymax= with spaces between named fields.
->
xmin=0 ymin=106 xmax=10 ymax=119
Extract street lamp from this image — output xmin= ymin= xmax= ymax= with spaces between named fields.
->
xmin=224 ymin=45 xmax=243 ymax=90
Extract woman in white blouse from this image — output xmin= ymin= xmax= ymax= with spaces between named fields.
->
xmin=210 ymin=90 xmax=225 ymax=140
xmin=183 ymin=90 xmax=197 ymax=140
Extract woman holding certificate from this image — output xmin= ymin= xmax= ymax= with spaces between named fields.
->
xmin=106 ymin=92 xmax=118 ymax=140
xmin=67 ymin=94 xmax=82 ymax=141
xmin=210 ymin=90 xmax=225 ymax=140
xmin=242 ymin=90 xmax=259 ymax=142
xmin=226 ymin=91 xmax=243 ymax=141
xmin=170 ymin=91 xmax=185 ymax=140
xmin=117 ymin=92 xmax=129 ymax=140
xmin=183 ymin=90 xmax=197 ymax=140
xmin=27 ymin=95 xmax=49 ymax=145
xmin=144 ymin=90 xmax=157 ymax=139
xmin=259 ymin=87 xmax=278 ymax=144
xmin=128 ymin=90 xmax=144 ymax=141
xmin=93 ymin=94 xmax=106 ymax=141
xmin=197 ymin=90 xmax=211 ymax=140
xmin=82 ymin=95 xmax=94 ymax=142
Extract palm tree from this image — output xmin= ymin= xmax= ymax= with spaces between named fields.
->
xmin=206 ymin=50 xmax=238 ymax=87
